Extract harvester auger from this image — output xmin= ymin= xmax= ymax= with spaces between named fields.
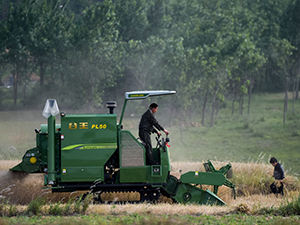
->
xmin=10 ymin=90 xmax=235 ymax=205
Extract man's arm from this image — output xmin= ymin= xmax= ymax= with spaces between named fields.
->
xmin=149 ymin=113 xmax=169 ymax=135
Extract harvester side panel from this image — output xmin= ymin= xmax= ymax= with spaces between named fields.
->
xmin=61 ymin=114 xmax=117 ymax=148
xmin=120 ymin=167 xmax=147 ymax=183
xmin=60 ymin=114 xmax=117 ymax=182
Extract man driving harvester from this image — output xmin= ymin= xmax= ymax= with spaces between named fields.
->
xmin=139 ymin=103 xmax=169 ymax=165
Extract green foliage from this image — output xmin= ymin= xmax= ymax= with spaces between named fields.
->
xmin=27 ymin=197 xmax=46 ymax=215
xmin=81 ymin=194 xmax=92 ymax=213
xmin=63 ymin=197 xmax=74 ymax=215
xmin=0 ymin=0 xmax=298 ymax=118
xmin=242 ymin=122 xmax=250 ymax=130
xmin=277 ymin=195 xmax=300 ymax=216
xmin=251 ymin=130 xmax=265 ymax=138
xmin=8 ymin=204 xmax=18 ymax=217
xmin=291 ymin=131 xmax=300 ymax=137
xmin=115 ymin=0 xmax=149 ymax=42
xmin=49 ymin=201 xmax=63 ymax=216
xmin=73 ymin=193 xmax=92 ymax=214
xmin=73 ymin=196 xmax=82 ymax=213
xmin=257 ymin=195 xmax=300 ymax=216
xmin=0 ymin=198 xmax=6 ymax=217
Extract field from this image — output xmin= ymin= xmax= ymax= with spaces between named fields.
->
xmin=1 ymin=92 xmax=300 ymax=224
xmin=1 ymin=160 xmax=300 ymax=224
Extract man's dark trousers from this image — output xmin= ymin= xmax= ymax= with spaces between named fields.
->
xmin=139 ymin=131 xmax=155 ymax=165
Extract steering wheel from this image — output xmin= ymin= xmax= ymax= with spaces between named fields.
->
xmin=155 ymin=134 xmax=170 ymax=151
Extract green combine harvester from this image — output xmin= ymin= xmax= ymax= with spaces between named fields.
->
xmin=11 ymin=90 xmax=235 ymax=205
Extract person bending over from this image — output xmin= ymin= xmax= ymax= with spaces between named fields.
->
xmin=270 ymin=157 xmax=285 ymax=196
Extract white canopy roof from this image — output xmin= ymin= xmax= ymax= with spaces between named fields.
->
xmin=125 ymin=90 xmax=176 ymax=100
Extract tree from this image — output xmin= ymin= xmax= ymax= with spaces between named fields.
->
xmin=29 ymin=0 xmax=73 ymax=87
xmin=115 ymin=0 xmax=149 ymax=42
xmin=64 ymin=0 xmax=123 ymax=110
xmin=2 ymin=0 xmax=36 ymax=105
xmin=280 ymin=0 xmax=300 ymax=105
xmin=270 ymin=38 xmax=295 ymax=124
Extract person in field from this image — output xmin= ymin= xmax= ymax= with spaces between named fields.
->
xmin=270 ymin=157 xmax=285 ymax=196
xmin=139 ymin=103 xmax=169 ymax=165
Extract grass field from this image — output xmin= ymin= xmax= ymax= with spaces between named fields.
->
xmin=167 ymin=93 xmax=300 ymax=175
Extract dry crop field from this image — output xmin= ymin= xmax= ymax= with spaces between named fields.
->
xmin=1 ymin=160 xmax=300 ymax=216
xmin=2 ymin=160 xmax=300 ymax=224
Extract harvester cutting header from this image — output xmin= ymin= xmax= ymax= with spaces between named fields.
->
xmin=11 ymin=90 xmax=235 ymax=205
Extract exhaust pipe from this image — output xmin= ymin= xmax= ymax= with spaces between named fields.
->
xmin=106 ymin=101 xmax=117 ymax=114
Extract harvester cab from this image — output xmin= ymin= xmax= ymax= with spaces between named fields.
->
xmin=10 ymin=90 xmax=235 ymax=205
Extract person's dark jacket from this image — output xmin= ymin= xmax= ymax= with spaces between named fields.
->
xmin=139 ymin=109 xmax=164 ymax=135
xmin=273 ymin=163 xmax=285 ymax=180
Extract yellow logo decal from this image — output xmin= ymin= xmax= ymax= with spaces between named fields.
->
xmin=79 ymin=122 xmax=88 ymax=129
xmin=91 ymin=124 xmax=107 ymax=129
xmin=69 ymin=123 xmax=77 ymax=129
xmin=68 ymin=122 xmax=107 ymax=130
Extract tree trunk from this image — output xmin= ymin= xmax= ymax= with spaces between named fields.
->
xmin=0 ymin=89 xmax=2 ymax=109
xmin=259 ymin=69 xmax=263 ymax=92
xmin=60 ymin=71 xmax=65 ymax=84
xmin=292 ymin=78 xmax=296 ymax=114
xmin=297 ymin=59 xmax=300 ymax=99
xmin=296 ymin=76 xmax=299 ymax=99
xmin=39 ymin=62 xmax=46 ymax=86
xmin=239 ymin=95 xmax=244 ymax=115
xmin=216 ymin=101 xmax=220 ymax=117
xmin=13 ymin=69 xmax=18 ymax=105
xmin=211 ymin=87 xmax=219 ymax=127
xmin=201 ymin=90 xmax=208 ymax=126
xmin=232 ymin=95 xmax=236 ymax=114
xmin=23 ymin=82 xmax=27 ymax=103
xmin=283 ymin=77 xmax=288 ymax=124
xmin=248 ymin=75 xmax=252 ymax=115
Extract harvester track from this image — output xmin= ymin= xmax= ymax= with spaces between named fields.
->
xmin=53 ymin=182 xmax=163 ymax=204
xmin=90 ymin=184 xmax=162 ymax=204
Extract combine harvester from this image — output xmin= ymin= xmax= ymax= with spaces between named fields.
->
xmin=11 ymin=90 xmax=235 ymax=205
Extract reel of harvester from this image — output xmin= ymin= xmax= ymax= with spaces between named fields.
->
xmin=161 ymin=160 xmax=235 ymax=205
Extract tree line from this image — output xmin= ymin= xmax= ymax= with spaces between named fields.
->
xmin=0 ymin=0 xmax=299 ymax=125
